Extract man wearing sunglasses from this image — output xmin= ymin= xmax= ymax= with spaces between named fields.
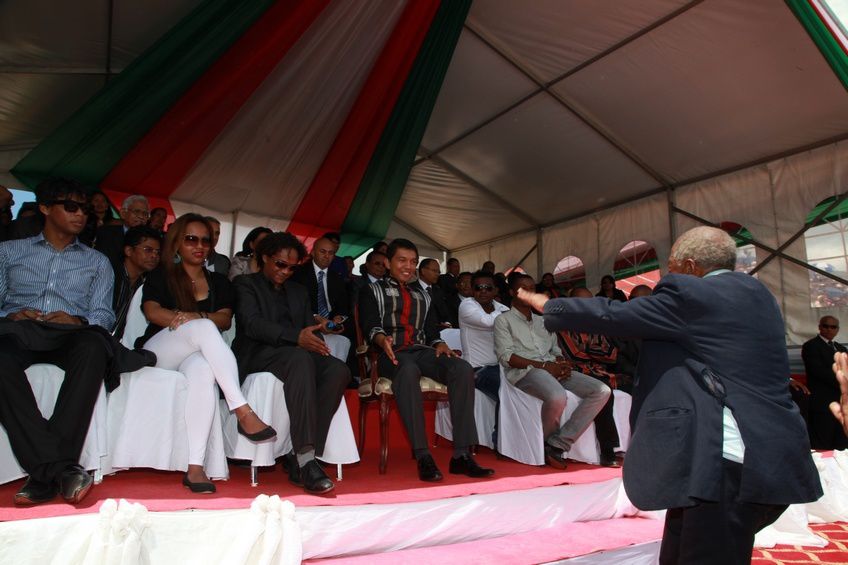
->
xmin=112 ymin=227 xmax=162 ymax=340
xmin=803 ymin=316 xmax=848 ymax=450
xmin=94 ymin=194 xmax=150 ymax=270
xmin=518 ymin=226 xmax=821 ymax=564
xmin=0 ymin=178 xmax=116 ymax=505
xmin=233 ymin=232 xmax=351 ymax=494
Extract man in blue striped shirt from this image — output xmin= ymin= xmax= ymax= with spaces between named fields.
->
xmin=0 ymin=178 xmax=115 ymax=506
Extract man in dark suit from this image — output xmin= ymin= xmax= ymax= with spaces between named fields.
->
xmin=412 ymin=258 xmax=455 ymax=328
xmin=94 ymin=194 xmax=149 ymax=269
xmin=292 ymin=235 xmax=351 ymax=326
xmin=233 ymin=232 xmax=350 ymax=494
xmin=350 ymin=250 xmax=387 ymax=305
xmin=519 ymin=226 xmax=822 ymax=564
xmin=437 ymin=257 xmax=460 ymax=300
xmin=803 ymin=316 xmax=848 ymax=450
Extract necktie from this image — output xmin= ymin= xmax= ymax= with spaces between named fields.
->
xmin=830 ymin=341 xmax=837 ymax=351
xmin=317 ymin=270 xmax=330 ymax=318
xmin=426 ymin=286 xmax=433 ymax=297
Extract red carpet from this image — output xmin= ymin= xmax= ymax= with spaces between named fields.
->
xmin=306 ymin=517 xmax=663 ymax=565
xmin=753 ymin=522 xmax=848 ymax=564
xmin=0 ymin=443 xmax=622 ymax=522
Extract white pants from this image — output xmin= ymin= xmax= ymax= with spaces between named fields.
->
xmin=144 ymin=319 xmax=247 ymax=466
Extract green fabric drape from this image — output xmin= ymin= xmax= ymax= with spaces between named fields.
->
xmin=12 ymin=0 xmax=275 ymax=188
xmin=786 ymin=0 xmax=848 ymax=90
xmin=338 ymin=0 xmax=472 ymax=258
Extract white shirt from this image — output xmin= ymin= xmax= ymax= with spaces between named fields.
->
xmin=367 ymin=273 xmax=380 ymax=284
xmin=459 ymin=298 xmax=509 ymax=367
xmin=313 ymin=262 xmax=332 ymax=311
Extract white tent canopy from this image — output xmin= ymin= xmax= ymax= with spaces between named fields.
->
xmin=2 ymin=0 xmax=848 ymax=342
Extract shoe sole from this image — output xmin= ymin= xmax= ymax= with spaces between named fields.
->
xmin=545 ymin=455 xmax=568 ymax=470
xmin=304 ymin=483 xmax=335 ymax=494
xmin=14 ymin=493 xmax=56 ymax=506
xmin=64 ymin=478 xmax=94 ymax=504
xmin=419 ymin=474 xmax=444 ymax=482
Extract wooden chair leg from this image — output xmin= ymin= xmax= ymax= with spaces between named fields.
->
xmin=379 ymin=396 xmax=390 ymax=474
xmin=358 ymin=400 xmax=367 ymax=455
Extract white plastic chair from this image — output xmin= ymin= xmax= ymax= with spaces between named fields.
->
xmin=221 ymin=323 xmax=359 ymax=486
xmin=0 ymin=364 xmax=108 ymax=484
xmin=103 ymin=286 xmax=229 ymax=479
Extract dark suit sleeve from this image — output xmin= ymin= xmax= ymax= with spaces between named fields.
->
xmin=424 ymin=299 xmax=444 ymax=346
xmin=542 ymin=276 xmax=688 ymax=340
xmin=358 ymin=283 xmax=384 ymax=344
xmin=234 ymin=276 xmax=301 ymax=346
xmin=330 ymin=275 xmax=351 ymax=318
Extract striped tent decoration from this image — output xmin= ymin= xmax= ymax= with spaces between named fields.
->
xmin=11 ymin=0 xmax=471 ymax=258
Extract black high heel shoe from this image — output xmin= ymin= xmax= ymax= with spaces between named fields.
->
xmin=182 ymin=473 xmax=216 ymax=494
xmin=237 ymin=408 xmax=277 ymax=442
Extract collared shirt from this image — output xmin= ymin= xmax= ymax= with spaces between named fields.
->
xmin=313 ymin=262 xmax=332 ymax=311
xmin=359 ymin=276 xmax=443 ymax=349
xmin=367 ymin=273 xmax=380 ymax=284
xmin=705 ymin=268 xmax=745 ymax=463
xmin=493 ymin=306 xmax=562 ymax=384
xmin=459 ymin=298 xmax=509 ymax=367
xmin=0 ymin=233 xmax=115 ymax=329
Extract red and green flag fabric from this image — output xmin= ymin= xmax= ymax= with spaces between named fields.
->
xmin=12 ymin=0 xmax=470 ymax=258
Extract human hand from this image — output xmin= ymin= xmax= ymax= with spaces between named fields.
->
xmin=298 ymin=323 xmax=330 ymax=355
xmin=43 ymin=311 xmax=83 ymax=325
xmin=169 ymin=310 xmax=200 ymax=331
xmin=7 ymin=309 xmax=43 ymax=322
xmin=377 ymin=335 xmax=397 ymax=365
xmin=517 ymin=288 xmax=549 ymax=312
xmin=434 ymin=342 xmax=457 ymax=358
xmin=830 ymin=352 xmax=848 ymax=437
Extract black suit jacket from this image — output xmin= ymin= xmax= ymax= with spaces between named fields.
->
xmin=802 ymin=335 xmax=847 ymax=412
xmin=232 ymin=273 xmax=316 ymax=379
xmin=412 ymin=280 xmax=455 ymax=327
xmin=291 ymin=260 xmax=350 ymax=319
xmin=542 ymin=271 xmax=822 ymax=510
xmin=94 ymin=224 xmax=126 ymax=269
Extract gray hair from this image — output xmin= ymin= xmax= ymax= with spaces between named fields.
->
xmin=121 ymin=194 xmax=149 ymax=210
xmin=669 ymin=226 xmax=737 ymax=272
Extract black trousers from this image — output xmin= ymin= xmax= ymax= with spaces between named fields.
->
xmin=592 ymin=375 xmax=619 ymax=456
xmin=259 ymin=347 xmax=350 ymax=456
xmin=378 ymin=346 xmax=478 ymax=452
xmin=0 ymin=333 xmax=108 ymax=483
xmin=659 ymin=460 xmax=788 ymax=565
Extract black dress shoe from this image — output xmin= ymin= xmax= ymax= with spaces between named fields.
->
xmin=14 ymin=477 xmax=58 ymax=506
xmin=449 ymin=454 xmax=495 ymax=477
xmin=237 ymin=422 xmax=277 ymax=442
xmin=544 ymin=444 xmax=568 ymax=470
xmin=300 ymin=460 xmax=334 ymax=494
xmin=417 ymin=454 xmax=443 ymax=482
xmin=59 ymin=464 xmax=94 ymax=503
xmin=182 ymin=473 xmax=216 ymax=494
xmin=282 ymin=452 xmax=303 ymax=487
xmin=599 ymin=454 xmax=621 ymax=468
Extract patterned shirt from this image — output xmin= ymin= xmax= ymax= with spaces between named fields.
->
xmin=358 ymin=276 xmax=443 ymax=349
xmin=0 ymin=233 xmax=115 ymax=329
xmin=560 ymin=331 xmax=618 ymax=382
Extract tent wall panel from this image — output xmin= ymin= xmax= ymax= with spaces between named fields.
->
xmin=453 ymin=230 xmax=538 ymax=277
xmin=542 ymin=216 xmax=600 ymax=288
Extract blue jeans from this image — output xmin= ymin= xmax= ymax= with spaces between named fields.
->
xmin=475 ymin=365 xmax=501 ymax=445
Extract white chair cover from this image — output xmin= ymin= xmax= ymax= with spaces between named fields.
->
xmin=104 ymin=286 xmax=229 ymax=479
xmin=498 ymin=367 xmax=632 ymax=465
xmin=0 ymin=364 xmax=108 ymax=484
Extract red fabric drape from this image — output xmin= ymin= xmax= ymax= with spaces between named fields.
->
xmin=102 ymin=0 xmax=329 ymax=199
xmin=286 ymin=0 xmax=441 ymax=242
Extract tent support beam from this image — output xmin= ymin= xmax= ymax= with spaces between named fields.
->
xmin=749 ymin=190 xmax=848 ymax=275
xmin=105 ymin=0 xmax=115 ymax=85
xmin=426 ymin=153 xmax=541 ymax=227
xmin=672 ymin=205 xmax=848 ymax=287
xmin=392 ymin=216 xmax=450 ymax=252
xmin=414 ymin=0 xmax=704 ymax=169
xmin=511 ymin=244 xmax=538 ymax=275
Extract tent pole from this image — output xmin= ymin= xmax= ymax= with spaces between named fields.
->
xmin=229 ymin=210 xmax=239 ymax=258
xmin=511 ymin=243 xmax=538 ymax=275
xmin=536 ymin=229 xmax=543 ymax=279
xmin=666 ymin=187 xmax=676 ymax=244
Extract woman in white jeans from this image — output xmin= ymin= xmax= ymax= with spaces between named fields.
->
xmin=137 ymin=213 xmax=275 ymax=493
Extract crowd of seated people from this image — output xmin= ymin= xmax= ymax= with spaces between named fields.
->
xmin=0 ymin=177 xmax=660 ymax=507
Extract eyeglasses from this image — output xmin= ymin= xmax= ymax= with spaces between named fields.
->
xmin=821 ymin=324 xmax=840 ymax=329
xmin=474 ymin=284 xmax=495 ymax=291
xmin=183 ymin=235 xmax=212 ymax=247
xmin=136 ymin=245 xmax=161 ymax=256
xmin=127 ymin=209 xmax=150 ymax=219
xmin=49 ymin=200 xmax=90 ymax=214
xmin=271 ymin=259 xmax=298 ymax=272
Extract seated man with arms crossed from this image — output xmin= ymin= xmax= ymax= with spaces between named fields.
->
xmin=494 ymin=274 xmax=610 ymax=469
xmin=359 ymin=239 xmax=494 ymax=481
xmin=458 ymin=270 xmax=508 ymax=444
xmin=0 ymin=178 xmax=151 ymax=505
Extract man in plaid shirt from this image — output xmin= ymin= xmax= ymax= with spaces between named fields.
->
xmin=359 ymin=239 xmax=494 ymax=482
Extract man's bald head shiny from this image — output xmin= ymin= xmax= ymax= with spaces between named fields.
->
xmin=668 ymin=226 xmax=736 ymax=277
xmin=312 ymin=237 xmax=337 ymax=270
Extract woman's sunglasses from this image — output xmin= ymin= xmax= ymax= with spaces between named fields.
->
xmin=183 ymin=235 xmax=212 ymax=247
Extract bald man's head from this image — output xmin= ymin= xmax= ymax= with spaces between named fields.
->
xmin=571 ymin=287 xmax=593 ymax=298
xmin=630 ymin=285 xmax=652 ymax=299
xmin=312 ymin=237 xmax=337 ymax=269
xmin=819 ymin=316 xmax=840 ymax=341
xmin=668 ymin=226 xmax=736 ymax=277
